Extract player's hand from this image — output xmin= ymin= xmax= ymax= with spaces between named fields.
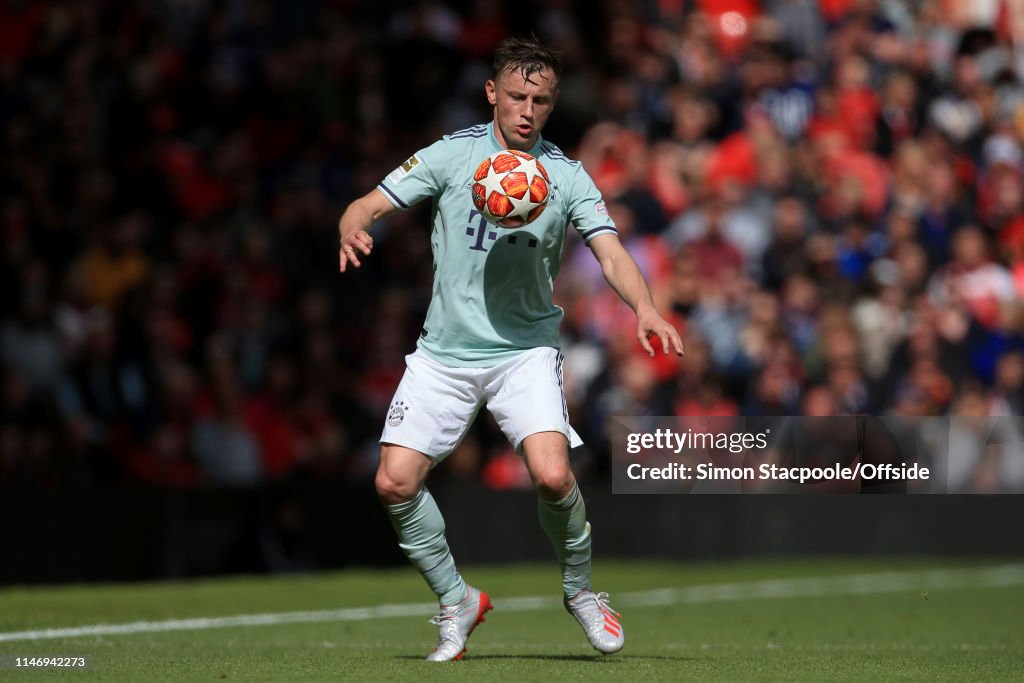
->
xmin=340 ymin=229 xmax=373 ymax=272
xmin=637 ymin=306 xmax=684 ymax=357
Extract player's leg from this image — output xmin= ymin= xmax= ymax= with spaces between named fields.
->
xmin=486 ymin=348 xmax=624 ymax=654
xmin=376 ymin=445 xmax=492 ymax=661
xmin=375 ymin=444 xmax=467 ymax=605
xmin=377 ymin=351 xmax=492 ymax=661
xmin=520 ymin=431 xmax=591 ymax=595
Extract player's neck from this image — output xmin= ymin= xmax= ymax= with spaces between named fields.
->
xmin=492 ymin=119 xmax=538 ymax=152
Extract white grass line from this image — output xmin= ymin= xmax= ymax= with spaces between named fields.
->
xmin=1 ymin=564 xmax=1022 ymax=643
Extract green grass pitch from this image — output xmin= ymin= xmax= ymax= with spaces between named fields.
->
xmin=1 ymin=558 xmax=1022 ymax=681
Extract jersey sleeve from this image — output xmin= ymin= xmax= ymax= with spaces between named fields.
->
xmin=568 ymin=167 xmax=618 ymax=243
xmin=376 ymin=138 xmax=450 ymax=210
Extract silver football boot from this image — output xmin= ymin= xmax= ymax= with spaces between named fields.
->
xmin=426 ymin=585 xmax=493 ymax=661
xmin=564 ymin=589 xmax=625 ymax=654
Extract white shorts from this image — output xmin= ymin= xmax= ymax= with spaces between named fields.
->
xmin=380 ymin=347 xmax=583 ymax=463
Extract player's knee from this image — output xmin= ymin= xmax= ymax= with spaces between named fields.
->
xmin=532 ymin=464 xmax=574 ymax=500
xmin=375 ymin=467 xmax=419 ymax=505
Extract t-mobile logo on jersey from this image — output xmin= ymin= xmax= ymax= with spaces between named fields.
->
xmin=465 ymin=210 xmax=538 ymax=252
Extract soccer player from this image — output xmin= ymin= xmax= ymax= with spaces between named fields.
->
xmin=337 ymin=37 xmax=683 ymax=661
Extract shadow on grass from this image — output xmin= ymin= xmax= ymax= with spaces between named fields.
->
xmin=395 ymin=654 xmax=700 ymax=662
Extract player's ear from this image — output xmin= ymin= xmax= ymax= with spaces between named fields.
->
xmin=485 ymin=79 xmax=497 ymax=106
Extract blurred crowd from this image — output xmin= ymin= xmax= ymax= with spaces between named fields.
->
xmin=2 ymin=0 xmax=1024 ymax=492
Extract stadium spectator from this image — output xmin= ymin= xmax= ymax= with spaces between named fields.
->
xmin=0 ymin=0 xmax=1023 ymax=496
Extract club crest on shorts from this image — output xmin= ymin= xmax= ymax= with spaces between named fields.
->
xmin=387 ymin=400 xmax=408 ymax=427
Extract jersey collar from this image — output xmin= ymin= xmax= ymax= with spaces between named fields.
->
xmin=487 ymin=121 xmax=545 ymax=156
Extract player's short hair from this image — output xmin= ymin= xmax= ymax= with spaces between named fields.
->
xmin=493 ymin=36 xmax=562 ymax=84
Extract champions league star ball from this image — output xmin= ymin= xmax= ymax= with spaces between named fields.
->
xmin=471 ymin=150 xmax=550 ymax=228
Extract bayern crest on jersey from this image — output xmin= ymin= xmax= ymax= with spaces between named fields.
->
xmin=471 ymin=150 xmax=551 ymax=228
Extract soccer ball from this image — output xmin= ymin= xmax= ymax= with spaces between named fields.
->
xmin=471 ymin=150 xmax=550 ymax=228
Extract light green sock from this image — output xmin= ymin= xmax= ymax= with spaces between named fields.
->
xmin=537 ymin=482 xmax=592 ymax=597
xmin=385 ymin=488 xmax=467 ymax=606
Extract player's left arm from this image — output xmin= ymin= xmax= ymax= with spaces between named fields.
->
xmin=588 ymin=233 xmax=684 ymax=357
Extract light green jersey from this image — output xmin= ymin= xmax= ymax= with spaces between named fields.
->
xmin=377 ymin=122 xmax=617 ymax=368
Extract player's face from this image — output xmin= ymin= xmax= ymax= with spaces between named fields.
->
xmin=486 ymin=67 xmax=558 ymax=151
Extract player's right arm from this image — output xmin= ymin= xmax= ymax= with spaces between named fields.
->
xmin=338 ymin=188 xmax=396 ymax=272
xmin=339 ymin=139 xmax=451 ymax=273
